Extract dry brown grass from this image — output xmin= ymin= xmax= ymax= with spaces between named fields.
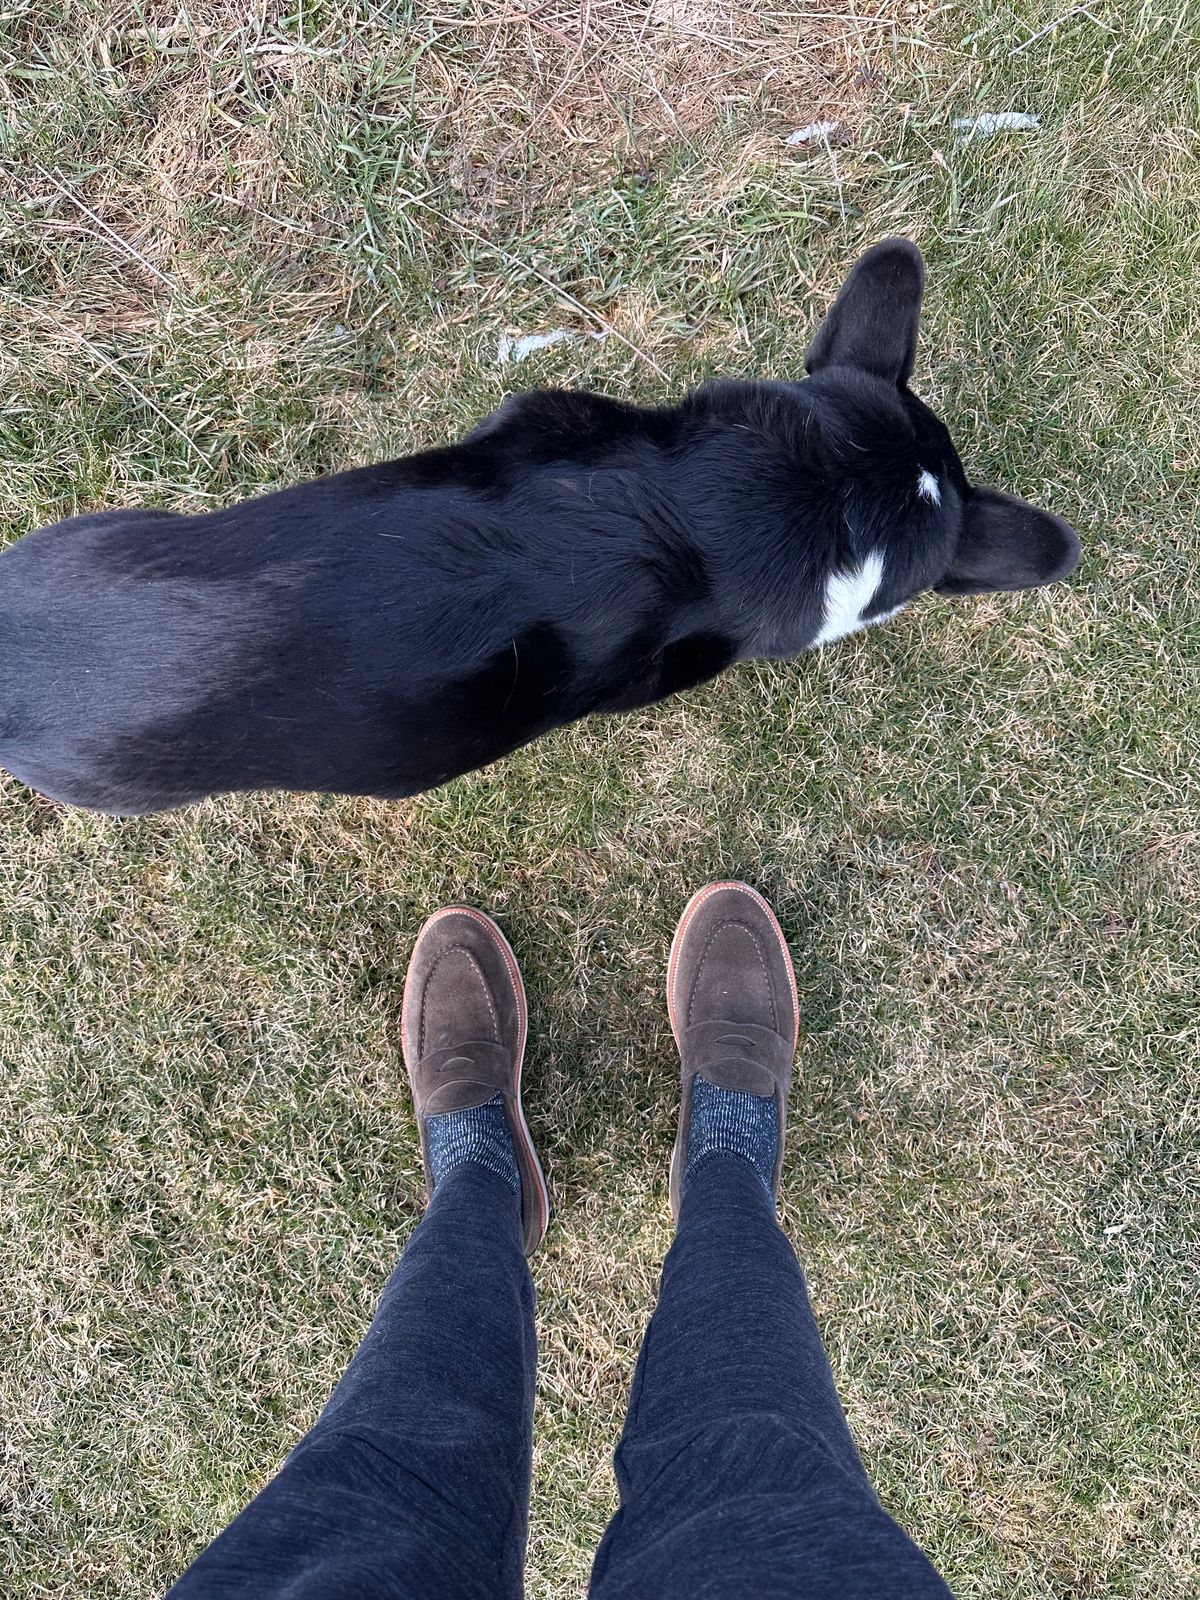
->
xmin=420 ymin=0 xmax=882 ymax=212
xmin=3 ymin=0 xmax=901 ymax=383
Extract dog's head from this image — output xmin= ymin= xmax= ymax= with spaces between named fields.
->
xmin=800 ymin=238 xmax=1080 ymax=633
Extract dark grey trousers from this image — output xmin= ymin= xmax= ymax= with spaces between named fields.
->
xmin=171 ymin=1156 xmax=952 ymax=1598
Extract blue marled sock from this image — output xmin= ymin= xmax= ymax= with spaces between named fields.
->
xmin=425 ymin=1092 xmax=520 ymax=1194
xmin=684 ymin=1075 xmax=778 ymax=1196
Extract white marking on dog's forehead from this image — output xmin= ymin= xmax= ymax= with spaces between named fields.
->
xmin=917 ymin=469 xmax=941 ymax=505
xmin=813 ymin=550 xmax=903 ymax=647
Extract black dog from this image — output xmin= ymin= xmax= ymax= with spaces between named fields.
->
xmin=0 ymin=240 xmax=1079 ymax=815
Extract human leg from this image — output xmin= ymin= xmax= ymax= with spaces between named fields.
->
xmin=172 ymin=908 xmax=548 ymax=1600
xmin=590 ymin=884 xmax=951 ymax=1600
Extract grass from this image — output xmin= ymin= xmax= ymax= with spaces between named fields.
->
xmin=1 ymin=0 xmax=1199 ymax=1594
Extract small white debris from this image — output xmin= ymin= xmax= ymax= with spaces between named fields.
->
xmin=787 ymin=120 xmax=839 ymax=146
xmin=917 ymin=469 xmax=941 ymax=506
xmin=497 ymin=329 xmax=570 ymax=364
xmin=496 ymin=328 xmax=607 ymax=365
xmin=953 ymin=111 xmax=1040 ymax=139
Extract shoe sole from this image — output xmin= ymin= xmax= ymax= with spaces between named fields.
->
xmin=401 ymin=905 xmax=550 ymax=1252
xmin=665 ymin=881 xmax=799 ymax=1216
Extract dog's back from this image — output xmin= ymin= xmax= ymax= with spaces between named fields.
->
xmin=0 ymin=396 xmax=768 ymax=811
xmin=0 ymin=240 xmax=1081 ymax=815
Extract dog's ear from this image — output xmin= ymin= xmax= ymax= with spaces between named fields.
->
xmin=805 ymin=238 xmax=925 ymax=386
xmin=935 ymin=487 xmax=1081 ymax=595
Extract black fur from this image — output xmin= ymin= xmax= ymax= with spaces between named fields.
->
xmin=0 ymin=240 xmax=1080 ymax=815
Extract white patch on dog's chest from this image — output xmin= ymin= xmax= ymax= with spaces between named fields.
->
xmin=917 ymin=469 xmax=941 ymax=505
xmin=812 ymin=550 xmax=903 ymax=646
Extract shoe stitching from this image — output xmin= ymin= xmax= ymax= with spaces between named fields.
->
xmin=668 ymin=883 xmax=799 ymax=1053
xmin=419 ymin=944 xmax=500 ymax=1057
xmin=685 ymin=918 xmax=778 ymax=1032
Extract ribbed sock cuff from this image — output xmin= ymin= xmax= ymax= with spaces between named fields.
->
xmin=425 ymin=1092 xmax=520 ymax=1194
xmin=683 ymin=1075 xmax=778 ymax=1196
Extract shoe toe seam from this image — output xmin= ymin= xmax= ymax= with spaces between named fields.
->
xmin=418 ymin=945 xmax=502 ymax=1057
xmin=685 ymin=919 xmax=778 ymax=1032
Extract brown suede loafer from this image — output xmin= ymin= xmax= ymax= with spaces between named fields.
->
xmin=666 ymin=881 xmax=799 ymax=1220
xmin=401 ymin=906 xmax=549 ymax=1255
